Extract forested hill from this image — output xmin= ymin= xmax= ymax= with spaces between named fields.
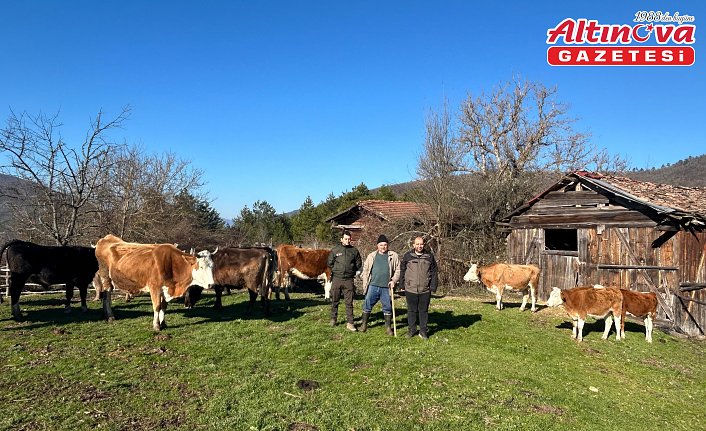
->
xmin=382 ymin=154 xmax=706 ymax=196
xmin=625 ymin=154 xmax=706 ymax=187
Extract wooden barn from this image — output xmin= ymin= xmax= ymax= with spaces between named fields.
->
xmin=501 ymin=171 xmax=706 ymax=336
xmin=325 ymin=200 xmax=433 ymax=243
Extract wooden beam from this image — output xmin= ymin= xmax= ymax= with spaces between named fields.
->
xmin=614 ymin=228 xmax=674 ymax=321
xmin=680 ymin=283 xmax=706 ymax=292
xmin=597 ymin=264 xmax=678 ymax=271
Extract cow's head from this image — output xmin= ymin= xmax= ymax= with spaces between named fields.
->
xmin=192 ymin=250 xmax=215 ymax=288
xmin=546 ymin=287 xmax=563 ymax=307
xmin=463 ymin=263 xmax=480 ymax=283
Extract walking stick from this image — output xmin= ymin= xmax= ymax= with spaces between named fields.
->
xmin=390 ymin=283 xmax=397 ymax=337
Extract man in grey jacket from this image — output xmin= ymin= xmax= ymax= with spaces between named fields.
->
xmin=399 ymin=236 xmax=438 ymax=339
xmin=327 ymin=230 xmax=362 ymax=331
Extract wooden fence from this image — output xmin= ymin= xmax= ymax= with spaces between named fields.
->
xmin=1 ymin=265 xmax=74 ymax=299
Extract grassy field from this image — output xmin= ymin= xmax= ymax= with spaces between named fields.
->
xmin=0 ymin=289 xmax=704 ymax=431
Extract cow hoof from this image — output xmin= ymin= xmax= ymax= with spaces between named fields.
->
xmin=81 ymin=306 xmax=88 ymax=313
xmin=107 ymin=316 xmax=115 ymax=323
xmin=64 ymin=306 xmax=72 ymax=314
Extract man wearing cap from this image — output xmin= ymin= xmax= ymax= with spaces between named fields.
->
xmin=359 ymin=234 xmax=400 ymax=335
xmin=327 ymin=230 xmax=363 ymax=331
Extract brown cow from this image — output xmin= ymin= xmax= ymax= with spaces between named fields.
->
xmin=546 ymin=285 xmax=623 ymax=342
xmin=210 ymin=247 xmax=273 ymax=315
xmin=275 ymin=244 xmax=332 ymax=301
xmin=463 ymin=263 xmax=540 ymax=312
xmin=95 ymin=234 xmax=215 ymax=332
xmin=620 ymin=289 xmax=658 ymax=343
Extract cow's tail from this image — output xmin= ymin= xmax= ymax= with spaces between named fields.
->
xmin=0 ymin=239 xmax=22 ymax=265
xmin=260 ymin=253 xmax=271 ymax=298
xmin=0 ymin=239 xmax=22 ymax=304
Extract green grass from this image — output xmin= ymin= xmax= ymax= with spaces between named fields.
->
xmin=0 ymin=290 xmax=704 ymax=431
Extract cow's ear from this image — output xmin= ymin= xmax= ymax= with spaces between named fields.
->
xmin=551 ymin=287 xmax=561 ymax=293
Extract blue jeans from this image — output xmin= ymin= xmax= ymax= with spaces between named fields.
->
xmin=363 ymin=285 xmax=392 ymax=315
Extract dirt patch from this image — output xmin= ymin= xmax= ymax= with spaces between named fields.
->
xmin=79 ymin=384 xmax=113 ymax=403
xmin=296 ymin=379 xmax=320 ymax=391
xmin=532 ymin=404 xmax=565 ymax=415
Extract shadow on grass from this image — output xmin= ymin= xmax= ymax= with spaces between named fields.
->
xmin=479 ymin=299 xmax=548 ymax=313
xmin=555 ymin=319 xmax=627 ymax=339
xmin=429 ymin=310 xmax=481 ymax=334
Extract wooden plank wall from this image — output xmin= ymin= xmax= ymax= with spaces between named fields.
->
xmin=508 ymin=226 xmax=705 ymax=335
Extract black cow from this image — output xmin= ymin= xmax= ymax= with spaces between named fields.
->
xmin=0 ymin=240 xmax=98 ymax=318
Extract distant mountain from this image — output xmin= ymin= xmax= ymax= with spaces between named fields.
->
xmin=625 ymin=154 xmax=706 ymax=187
xmin=0 ymin=174 xmax=36 ymax=241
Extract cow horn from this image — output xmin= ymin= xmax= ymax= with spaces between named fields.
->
xmin=212 ymin=246 xmax=219 ymax=254
xmin=189 ymin=248 xmax=195 ymax=255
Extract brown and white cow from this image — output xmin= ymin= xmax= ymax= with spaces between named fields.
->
xmin=463 ymin=263 xmax=540 ymax=312
xmin=95 ymin=234 xmax=215 ymax=332
xmin=546 ymin=285 xmax=623 ymax=342
xmin=210 ymin=247 xmax=273 ymax=315
xmin=275 ymin=244 xmax=332 ymax=301
xmin=620 ymin=289 xmax=658 ymax=343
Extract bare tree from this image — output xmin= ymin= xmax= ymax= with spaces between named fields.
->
xmin=414 ymin=79 xmax=629 ymax=293
xmin=97 ymin=149 xmax=206 ymax=243
xmin=0 ymin=107 xmax=130 ymax=245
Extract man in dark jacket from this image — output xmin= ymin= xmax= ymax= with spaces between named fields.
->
xmin=327 ymin=230 xmax=363 ymax=331
xmin=399 ymin=236 xmax=438 ymax=339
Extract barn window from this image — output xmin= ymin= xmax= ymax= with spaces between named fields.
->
xmin=545 ymin=229 xmax=578 ymax=252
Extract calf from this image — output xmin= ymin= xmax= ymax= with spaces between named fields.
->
xmin=620 ymin=289 xmax=658 ymax=343
xmin=546 ymin=285 xmax=623 ymax=342
xmin=463 ymin=263 xmax=540 ymax=312
xmin=95 ymin=234 xmax=215 ymax=332
xmin=0 ymin=239 xmax=98 ymax=318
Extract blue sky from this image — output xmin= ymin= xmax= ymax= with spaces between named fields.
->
xmin=1 ymin=1 xmax=703 ymax=219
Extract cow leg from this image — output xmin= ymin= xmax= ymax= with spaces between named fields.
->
xmin=9 ymin=274 xmax=26 ymax=319
xmin=519 ymin=291 xmax=528 ymax=312
xmin=284 ymin=285 xmax=291 ymax=301
xmin=213 ymin=285 xmax=223 ymax=311
xmin=571 ymin=319 xmax=578 ymax=339
xmin=495 ymin=292 xmax=503 ymax=310
xmin=529 ymin=286 xmax=537 ymax=312
xmin=645 ymin=315 xmax=653 ymax=343
xmin=78 ymin=284 xmax=89 ymax=312
xmin=576 ymin=318 xmax=585 ymax=342
xmin=247 ymin=289 xmax=257 ymax=314
xmin=261 ymin=292 xmax=270 ymax=316
xmin=323 ymin=277 xmax=332 ymax=301
xmin=613 ymin=314 xmax=622 ymax=341
xmin=96 ymin=269 xmax=115 ymax=322
xmin=602 ymin=315 xmax=613 ymax=339
xmin=64 ymin=283 xmax=75 ymax=313
xmin=149 ymin=289 xmax=163 ymax=332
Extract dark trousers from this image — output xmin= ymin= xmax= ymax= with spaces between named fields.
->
xmin=405 ymin=291 xmax=431 ymax=334
xmin=331 ymin=278 xmax=356 ymax=324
